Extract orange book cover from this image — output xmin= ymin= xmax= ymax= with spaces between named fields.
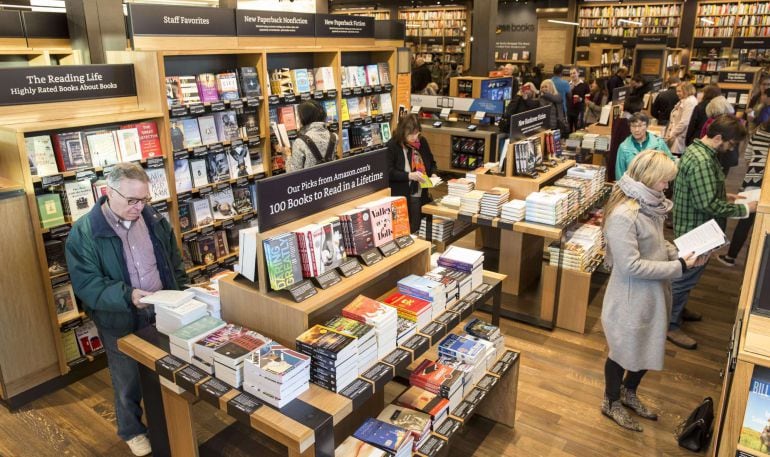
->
xmin=342 ymin=295 xmax=390 ymax=323
xmin=388 ymin=196 xmax=410 ymax=239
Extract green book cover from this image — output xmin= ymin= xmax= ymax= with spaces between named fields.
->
xmin=37 ymin=193 xmax=65 ymax=228
xmin=171 ymin=316 xmax=226 ymax=344
xmin=263 ymin=232 xmax=302 ymax=291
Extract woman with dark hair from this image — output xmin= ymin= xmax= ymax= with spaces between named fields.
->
xmin=286 ymin=100 xmax=337 ymax=172
xmin=685 ymin=83 xmax=721 ymax=146
xmin=567 ymin=67 xmax=590 ymax=131
xmin=386 ymin=114 xmax=438 ymax=233
xmin=584 ymin=78 xmax=609 ymax=125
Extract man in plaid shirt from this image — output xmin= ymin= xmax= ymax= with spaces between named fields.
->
xmin=669 ymin=115 xmax=756 ymax=349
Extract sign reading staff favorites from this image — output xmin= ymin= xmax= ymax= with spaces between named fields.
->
xmin=509 ymin=106 xmax=551 ymax=139
xmin=0 ymin=65 xmax=137 ymax=106
xmin=255 ymin=149 xmax=388 ymax=232
xmin=127 ymin=3 xmax=236 ymax=36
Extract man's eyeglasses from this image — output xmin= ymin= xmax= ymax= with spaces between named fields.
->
xmin=109 ymin=187 xmax=151 ymax=207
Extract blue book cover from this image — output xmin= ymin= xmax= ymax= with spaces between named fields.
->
xmin=397 ymin=275 xmax=441 ymax=300
xmin=438 ymin=333 xmax=485 ymax=359
xmin=293 ymin=69 xmax=311 ymax=94
xmin=353 ymin=418 xmax=410 ymax=453
xmin=341 ymin=129 xmax=351 ymax=153
xmin=181 ymin=118 xmax=203 ymax=149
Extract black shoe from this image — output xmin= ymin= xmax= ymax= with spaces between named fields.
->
xmin=717 ymin=255 xmax=736 ymax=267
xmin=681 ymin=308 xmax=702 ymax=322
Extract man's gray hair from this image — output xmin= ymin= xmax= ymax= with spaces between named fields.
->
xmin=106 ymin=162 xmax=149 ymax=190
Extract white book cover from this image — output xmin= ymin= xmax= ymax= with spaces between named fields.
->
xmin=191 ymin=198 xmax=214 ymax=227
xmin=189 ymin=158 xmax=209 ymax=188
xmin=140 ymin=289 xmax=195 ymax=308
xmin=379 ymin=93 xmax=393 ymax=114
xmin=64 ymin=180 xmax=95 ymax=222
xmin=321 ymin=67 xmax=336 ymax=91
xmin=25 ymin=135 xmax=59 ymax=176
xmin=198 ymin=115 xmax=219 ymax=145
xmin=365 ymin=64 xmax=380 ymax=86
xmin=227 ymin=143 xmax=253 ymax=179
xmin=146 ymin=167 xmax=170 ymax=202
xmin=208 ymin=186 xmax=236 ymax=220
xmin=85 ymin=132 xmax=120 ymax=168
xmin=174 ymin=158 xmax=193 ymax=193
xmin=115 ymin=128 xmax=143 ymax=162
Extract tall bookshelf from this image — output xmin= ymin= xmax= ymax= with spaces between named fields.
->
xmin=332 ymin=8 xmax=391 ymax=21
xmin=694 ymin=1 xmax=738 ymax=38
xmin=398 ymin=6 xmax=470 ymax=73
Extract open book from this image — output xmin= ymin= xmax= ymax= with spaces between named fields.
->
xmin=674 ymin=219 xmax=727 ymax=257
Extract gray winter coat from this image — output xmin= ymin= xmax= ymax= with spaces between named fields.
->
xmin=601 ymin=202 xmax=682 ymax=371
xmin=287 ymin=122 xmax=337 ymax=172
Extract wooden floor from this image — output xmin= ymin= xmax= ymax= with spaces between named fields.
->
xmin=0 ymin=168 xmax=748 ymax=457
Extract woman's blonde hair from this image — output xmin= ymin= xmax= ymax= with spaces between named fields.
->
xmin=603 ymin=149 xmax=678 ymax=225
xmin=679 ymin=81 xmax=696 ymax=97
xmin=540 ymin=79 xmax=558 ymax=96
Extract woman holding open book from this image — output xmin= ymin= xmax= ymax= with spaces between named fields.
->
xmin=601 ymin=150 xmax=706 ymax=432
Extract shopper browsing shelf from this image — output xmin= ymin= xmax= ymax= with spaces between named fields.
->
xmin=286 ymin=100 xmax=338 ymax=173
xmin=670 ymin=115 xmax=755 ymax=349
xmin=664 ymin=82 xmax=698 ymax=156
xmin=601 ymin=150 xmax=705 ymax=432
xmin=386 ymin=114 xmax=437 ymax=233
xmin=685 ymin=84 xmax=721 ymax=146
xmin=746 ymin=74 xmax=770 ymax=130
xmin=584 ymin=78 xmax=609 ymax=125
xmin=650 ymin=77 xmax=680 ymax=127
xmin=411 ymin=57 xmax=433 ymax=94
xmin=615 ymin=113 xmax=673 ymax=178
xmin=65 ymin=163 xmax=188 ymax=457
xmin=567 ymin=67 xmax=590 ymax=132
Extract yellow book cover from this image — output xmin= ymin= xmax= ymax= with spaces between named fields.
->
xmin=340 ymin=99 xmax=350 ymax=122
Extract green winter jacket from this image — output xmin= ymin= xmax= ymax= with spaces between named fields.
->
xmin=65 ymin=197 xmax=188 ymax=334
xmin=615 ymin=131 xmax=674 ymax=179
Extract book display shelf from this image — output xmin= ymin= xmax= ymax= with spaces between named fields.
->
xmin=712 ymin=173 xmax=770 ymax=456
xmin=398 ymin=6 xmax=470 ymax=70
xmin=0 ymin=59 xmax=168 ymax=399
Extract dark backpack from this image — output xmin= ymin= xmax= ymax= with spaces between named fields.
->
xmin=296 ymin=133 xmax=336 ymax=166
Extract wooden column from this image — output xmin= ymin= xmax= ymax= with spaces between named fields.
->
xmin=65 ymin=0 xmax=125 ymax=64
xmin=470 ymin=0 xmax=498 ymax=75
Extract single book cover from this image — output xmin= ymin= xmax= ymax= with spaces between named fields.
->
xmin=25 ymin=135 xmax=59 ymax=176
xmin=207 ymin=149 xmax=230 ymax=183
xmin=53 ymin=131 xmax=91 ymax=171
xmin=197 ymin=73 xmax=220 ymax=103
xmin=353 ymin=418 xmax=411 ymax=454
xmin=121 ymin=122 xmax=163 ymax=159
xmin=146 ymin=167 xmax=170 ymax=202
xmin=238 ymin=66 xmax=262 ymax=97
xmin=180 ymin=119 xmax=203 ymax=149
xmin=174 ymin=158 xmax=193 ymax=193
xmin=214 ymin=110 xmax=240 ymax=143
xmin=84 ymin=131 xmax=120 ymax=168
xmin=189 ymin=158 xmax=209 ymax=188
xmin=197 ymin=115 xmax=219 ymax=145
xmin=361 ymin=199 xmax=393 ymax=246
xmin=63 ymin=180 xmax=95 ymax=222
xmin=263 ymin=232 xmax=303 ymax=291
xmin=115 ymin=128 xmax=143 ymax=162
xmin=216 ymin=72 xmax=240 ymax=100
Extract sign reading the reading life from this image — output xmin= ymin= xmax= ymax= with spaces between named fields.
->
xmin=315 ymin=14 xmax=374 ymax=38
xmin=127 ymin=4 xmax=236 ymax=36
xmin=0 ymin=64 xmax=137 ymax=107
xmin=236 ymin=11 xmax=315 ymax=36
xmin=509 ymin=105 xmax=550 ymax=139
xmin=256 ymin=149 xmax=388 ymax=232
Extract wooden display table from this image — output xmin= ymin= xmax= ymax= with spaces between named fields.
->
xmin=420 ymin=123 xmax=499 ymax=174
xmin=475 ymin=159 xmax=576 ymax=201
xmin=118 ymin=274 xmax=506 ymax=457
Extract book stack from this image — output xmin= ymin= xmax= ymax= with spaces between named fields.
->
xmin=168 ymin=316 xmax=227 ymax=363
xmin=594 ymin=135 xmax=610 ymax=151
xmin=419 ymin=216 xmax=454 ymax=242
xmin=438 ymin=333 xmax=491 ymax=376
xmin=353 ymin=418 xmax=414 ymax=457
xmin=581 ymin=133 xmax=599 ymax=150
xmin=397 ymin=275 xmax=446 ymax=319
xmin=377 ymin=404 xmax=432 ymax=450
xmin=191 ymin=324 xmax=248 ymax=374
xmin=296 ymin=325 xmax=358 ymax=392
xmin=447 ymin=178 xmax=475 ymax=198
xmin=549 ymin=223 xmax=604 ymax=272
xmin=242 ymin=342 xmax=311 ymax=408
xmin=566 ymin=164 xmax=606 ymax=200
xmin=397 ymin=317 xmax=417 ymax=346
xmin=436 ymin=355 xmax=485 ymax=392
xmin=427 ymin=265 xmax=472 ymax=302
xmin=324 ymin=316 xmax=378 ymax=375
xmin=214 ymin=331 xmax=271 ymax=388
xmin=335 ymin=437 xmax=389 ymax=457
xmin=500 ymin=199 xmax=526 ymax=222
xmin=525 ymin=190 xmax=569 ymax=226
xmin=139 ymin=290 xmax=194 ymax=333
xmin=410 ymin=359 xmax=464 ymax=410
xmin=440 ymin=195 xmax=461 ymax=210
xmin=437 ymin=246 xmax=484 ymax=290
xmin=479 ymin=187 xmax=510 ymax=218
xmin=293 ymin=223 xmax=325 ymax=278
xmin=459 ymin=190 xmax=484 ymax=214
xmin=553 ymin=176 xmax=592 ymax=209
xmin=342 ymin=295 xmax=398 ymax=359
xmin=382 ymin=291 xmax=433 ymax=330
xmin=156 ymin=299 xmax=209 ymax=337
xmin=565 ymin=131 xmax=584 ymax=150
xmin=465 ymin=320 xmax=504 ymax=360
xmin=187 ymin=281 xmax=221 ymax=319
xmin=541 ymin=185 xmax=580 ymax=217
xmin=395 ymin=385 xmax=450 ymax=429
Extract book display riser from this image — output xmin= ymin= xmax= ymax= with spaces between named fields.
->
xmin=420 ymin=125 xmax=497 ymax=174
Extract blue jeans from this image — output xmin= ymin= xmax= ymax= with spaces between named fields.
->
xmin=97 ymin=308 xmax=154 ymax=441
xmin=669 ymin=265 xmax=706 ymax=331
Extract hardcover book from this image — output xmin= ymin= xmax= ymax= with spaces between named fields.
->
xmin=377 ymin=404 xmax=431 ymax=443
xmin=237 ymin=110 xmax=260 ymax=139
xmin=318 ymin=217 xmax=346 ymax=271
xmin=214 ymin=110 xmax=240 ymax=142
xmin=146 ymin=167 xmax=170 ymax=202
xmin=197 ymin=115 xmax=219 ymax=145
xmin=25 ymin=135 xmax=59 ymax=176
xmin=342 ymin=295 xmax=394 ymax=324
xmin=208 ymin=186 xmax=236 ymax=220
xmin=380 ymin=122 xmax=392 ymax=142
xmin=53 ymin=282 xmax=79 ymax=324
xmin=180 ymin=119 xmax=203 ymax=150
xmin=366 ymin=64 xmax=380 ymax=86
xmin=169 ymin=120 xmax=186 ymax=151
xmin=231 ymin=181 xmax=254 ymax=214
xmin=165 ymin=76 xmax=182 ymax=108
xmin=377 ymin=63 xmax=391 ymax=85
xmin=53 ymin=132 xmax=91 ymax=171
xmin=323 ymin=100 xmax=338 ymax=123
xmin=238 ymin=66 xmax=262 ymax=97
xmin=190 ymin=197 xmax=214 ymax=227
xmin=63 ymin=180 xmax=95 ymax=222
xmin=74 ymin=320 xmax=103 ymax=356
xmin=216 ymin=72 xmax=240 ymax=100
xmin=121 ymin=122 xmax=163 ymax=159
xmin=396 ymin=385 xmax=450 ymax=420
xmin=360 ymin=198 xmax=393 ymax=246
xmin=189 ymin=158 xmax=209 ymax=188
xmin=278 ymin=106 xmax=298 ymax=132
xmin=386 ymin=196 xmax=410 ymax=239
xmin=197 ymin=73 xmax=220 ymax=103
xmin=291 ymin=68 xmax=311 ymax=94
xmin=178 ymin=75 xmax=201 ymax=105
xmin=115 ymin=128 xmax=143 ymax=162
xmin=263 ymin=232 xmax=303 ymax=291
xmin=254 ymin=342 xmax=310 ymax=383
xmin=45 ymin=238 xmax=68 ymax=275
xmin=178 ymin=199 xmax=192 ymax=232
xmin=207 ymin=149 xmax=231 ymax=183
xmin=84 ymin=131 xmax=119 ymax=168
xmin=339 ymin=207 xmax=375 ymax=255
xmin=174 ymin=158 xmax=193 ymax=193
xmin=227 ymin=143 xmax=253 ymax=179
xmin=295 ymin=325 xmax=356 ymax=361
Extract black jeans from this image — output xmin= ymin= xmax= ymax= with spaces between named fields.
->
xmin=605 ymin=358 xmax=647 ymax=402
xmin=728 ymin=212 xmax=756 ymax=259
xmin=407 ymin=196 xmax=423 ymax=234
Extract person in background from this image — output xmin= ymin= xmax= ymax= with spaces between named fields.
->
xmin=411 ymin=57 xmax=433 ymax=93
xmin=651 ymin=76 xmax=681 ymax=127
xmin=718 ymin=118 xmax=770 ymax=267
xmin=627 ymin=75 xmax=650 ymax=107
xmin=601 ymin=150 xmax=705 ymax=432
xmin=422 ymin=82 xmax=439 ymax=95
xmin=527 ymin=63 xmax=545 ymax=90
xmin=540 ymin=79 xmax=568 ymax=136
xmin=747 ymin=74 xmax=770 ymax=129
xmin=584 ymin=78 xmax=609 ymax=125
xmin=701 ymin=95 xmax=739 ymax=176
xmin=502 ymin=63 xmax=518 ymax=77
xmin=669 ymin=115 xmax=756 ymax=349
xmin=607 ymin=66 xmax=628 ymax=97
xmin=443 ymin=62 xmax=461 ymax=95
xmin=664 ymin=82 xmax=698 ymax=156
xmin=607 ymin=97 xmax=644 ymax=182
xmin=686 ymin=83 xmax=721 ymax=146
xmin=499 ymin=82 xmax=540 ymax=133
xmin=65 ymin=163 xmax=188 ymax=457
xmin=287 ymin=100 xmax=338 ymax=173
xmin=551 ymin=64 xmax=571 ymax=114
xmin=616 ymin=113 xmax=673 ymax=178
xmin=756 ymin=88 xmax=770 ymax=125
xmin=568 ymin=67 xmax=590 ymax=132
xmin=386 ymin=114 xmax=437 ymax=233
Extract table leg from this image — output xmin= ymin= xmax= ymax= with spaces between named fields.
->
xmin=138 ymin=364 xmax=171 ymax=457
xmin=491 ymin=285 xmax=502 ymax=326
xmin=160 ymin=386 xmax=199 ymax=457
xmin=288 ymin=444 xmax=315 ymax=457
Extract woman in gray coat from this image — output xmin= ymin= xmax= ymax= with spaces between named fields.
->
xmin=601 ymin=149 xmax=706 ymax=431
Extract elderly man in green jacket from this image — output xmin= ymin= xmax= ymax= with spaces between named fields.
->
xmin=65 ymin=162 xmax=187 ymax=456
xmin=616 ymin=112 xmax=674 ymax=179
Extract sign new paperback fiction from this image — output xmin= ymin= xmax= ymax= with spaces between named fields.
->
xmin=255 ymin=148 xmax=388 ymax=232
xmin=0 ymin=65 xmax=137 ymax=106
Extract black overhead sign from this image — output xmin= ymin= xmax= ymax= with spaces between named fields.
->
xmin=0 ymin=11 xmax=24 ymax=38
xmin=693 ymin=37 xmax=731 ymax=48
xmin=637 ymin=34 xmax=667 ymax=45
xmin=718 ymin=71 xmax=754 ymax=85
xmin=0 ymin=65 xmax=137 ymax=107
xmin=315 ymin=14 xmax=374 ymax=38
xmin=375 ymin=20 xmax=406 ymax=40
xmin=509 ymin=105 xmax=551 ymax=139
xmin=127 ymin=4 xmax=236 ymax=37
xmin=735 ymin=37 xmax=770 ymax=48
xmin=236 ymin=10 xmax=315 ymax=37
xmin=612 ymin=85 xmax=630 ymax=104
xmin=255 ymin=149 xmax=388 ymax=232
xmin=22 ymin=11 xmax=69 ymax=39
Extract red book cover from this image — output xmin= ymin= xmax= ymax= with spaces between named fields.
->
xmin=122 ymin=121 xmax=163 ymax=159
xmin=53 ymin=132 xmax=91 ymax=171
xmin=409 ymin=360 xmax=462 ymax=391
xmin=396 ymin=385 xmax=450 ymax=419
xmin=278 ymin=106 xmax=298 ymax=132
xmin=382 ymin=292 xmax=430 ymax=317
xmin=342 ymin=295 xmax=391 ymax=323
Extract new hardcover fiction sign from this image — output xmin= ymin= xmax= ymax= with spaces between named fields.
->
xmin=509 ymin=105 xmax=550 ymax=139
xmin=256 ymin=149 xmax=388 ymax=232
xmin=236 ymin=11 xmax=315 ymax=36
xmin=315 ymin=14 xmax=374 ymax=38
xmin=0 ymin=65 xmax=137 ymax=106
xmin=612 ymin=85 xmax=630 ymax=104
xmin=128 ymin=4 xmax=236 ymax=36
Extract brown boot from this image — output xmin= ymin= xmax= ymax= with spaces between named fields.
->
xmin=620 ymin=386 xmax=658 ymax=420
xmin=667 ymin=328 xmax=698 ymax=349
xmin=681 ymin=308 xmax=702 ymax=322
xmin=601 ymin=395 xmax=643 ymax=432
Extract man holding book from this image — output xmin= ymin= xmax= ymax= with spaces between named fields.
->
xmin=65 ymin=163 xmax=188 ymax=456
xmin=669 ymin=115 xmax=756 ymax=349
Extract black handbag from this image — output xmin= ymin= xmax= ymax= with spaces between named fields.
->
xmin=676 ymin=397 xmax=714 ymax=452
